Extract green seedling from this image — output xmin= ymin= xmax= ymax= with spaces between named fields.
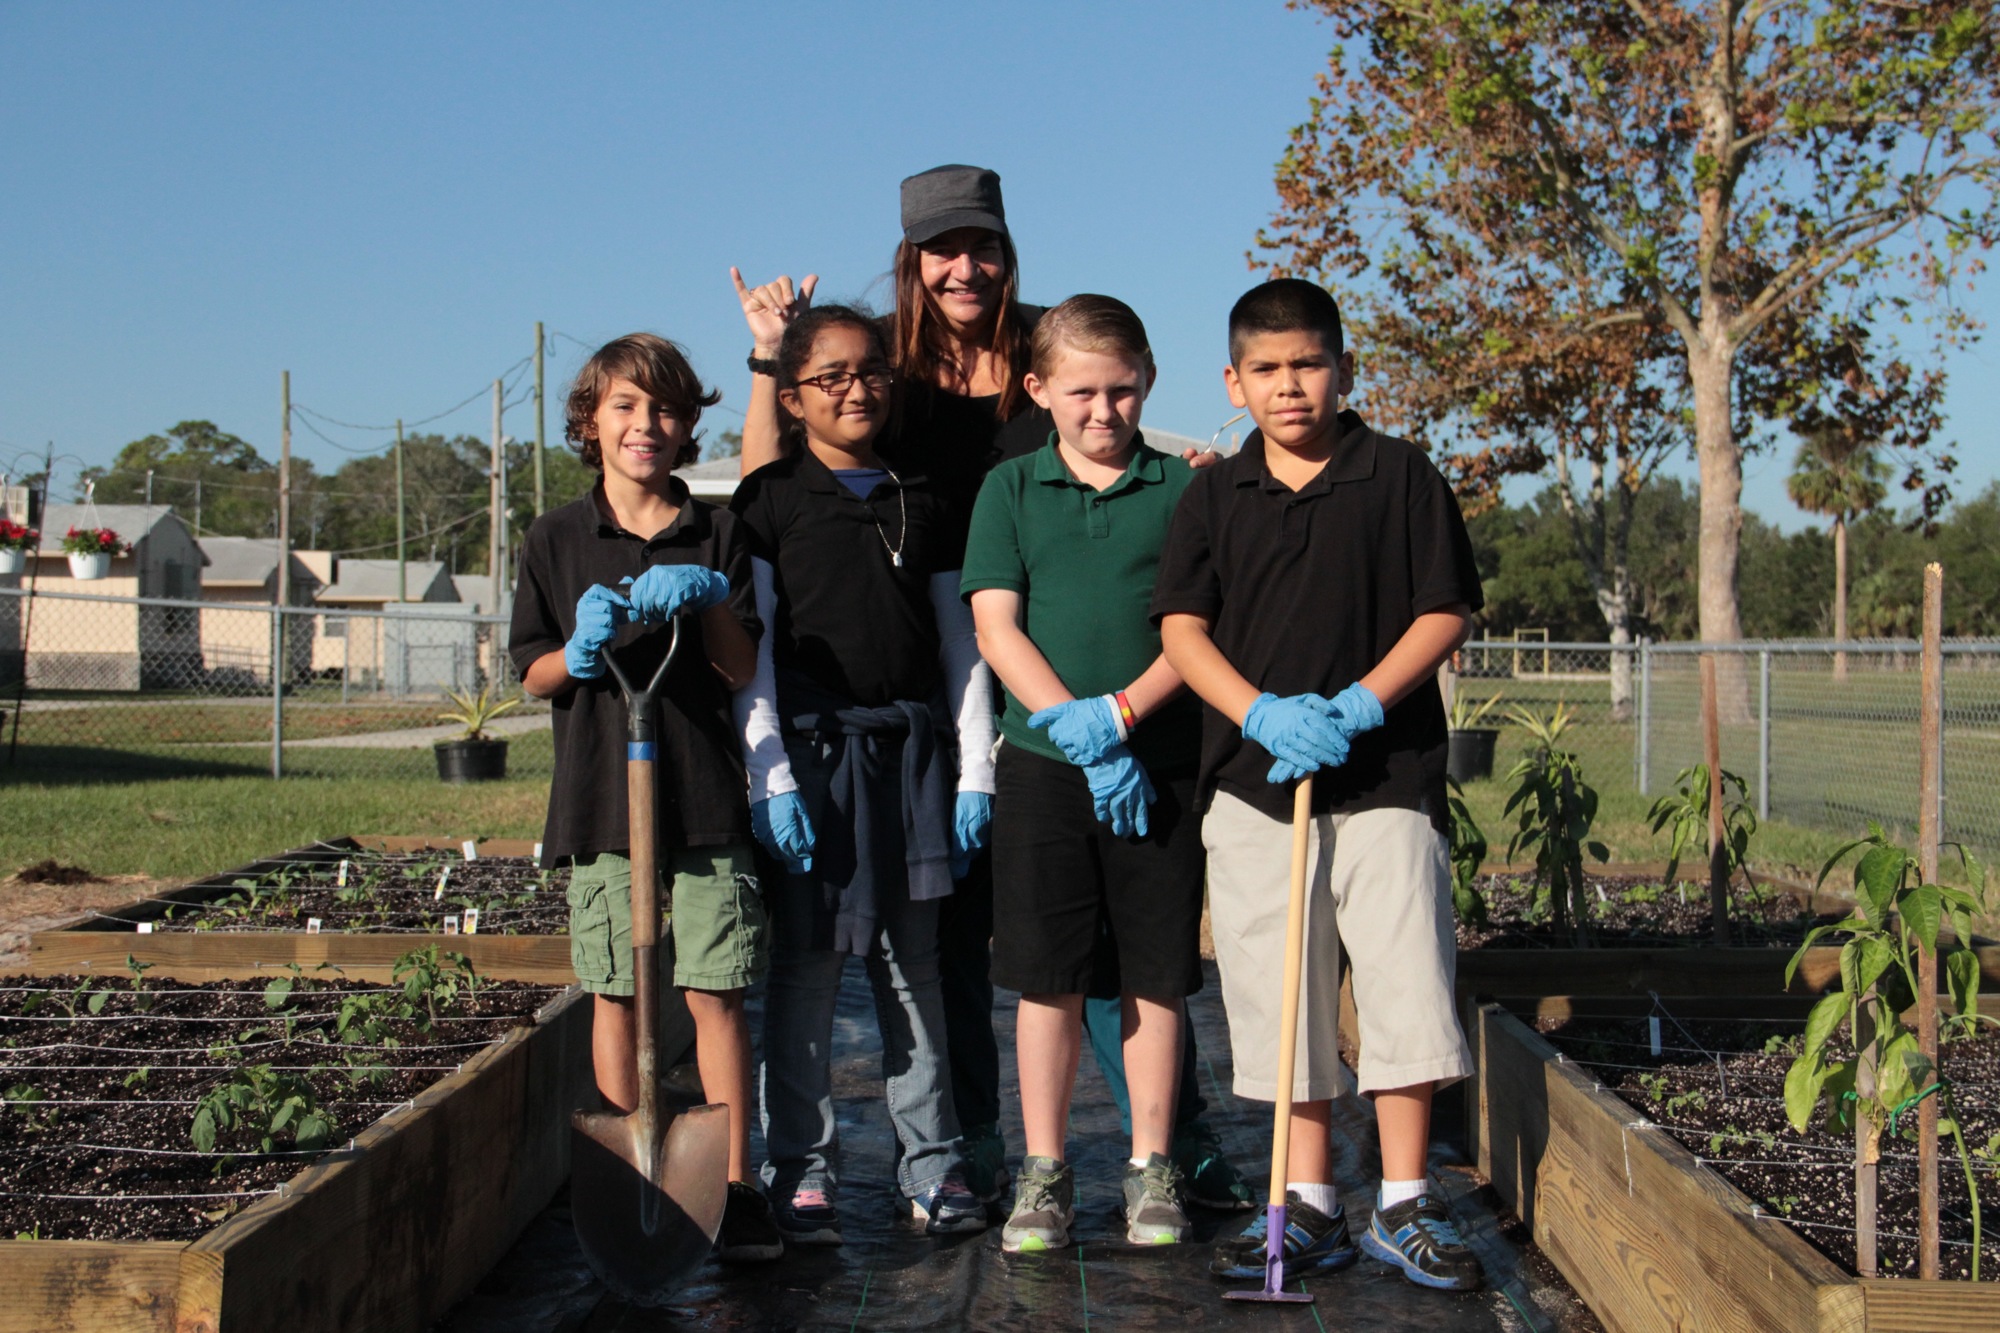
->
xmin=190 ymin=1064 xmax=332 ymax=1171
xmin=1446 ymin=777 xmax=1488 ymax=928
xmin=123 ymin=1066 xmax=151 ymax=1090
xmin=1501 ymin=702 xmax=1607 ymax=942
xmin=4 ymin=1083 xmax=56 ymax=1133
xmin=393 ymin=944 xmax=481 ymax=1029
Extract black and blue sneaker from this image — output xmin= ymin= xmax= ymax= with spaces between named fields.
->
xmin=1209 ymin=1192 xmax=1359 ymax=1279
xmin=1360 ymin=1193 xmax=1484 ymax=1291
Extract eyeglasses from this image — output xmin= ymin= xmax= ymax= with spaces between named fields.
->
xmin=795 ymin=367 xmax=895 ymax=397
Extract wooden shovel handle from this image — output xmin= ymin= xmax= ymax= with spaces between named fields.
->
xmin=1266 ymin=776 xmax=1314 ymax=1208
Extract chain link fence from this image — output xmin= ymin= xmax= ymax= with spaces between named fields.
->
xmin=0 ymin=586 xmax=548 ymax=781
xmin=1450 ymin=638 xmax=2000 ymax=857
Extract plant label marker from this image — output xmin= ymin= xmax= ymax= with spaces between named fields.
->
xmin=435 ymin=866 xmax=450 ymax=900
xmin=336 ymin=859 xmax=350 ymax=887
xmin=1649 ymin=1017 xmax=1662 ymax=1056
xmin=136 ymin=922 xmax=153 ymax=935
xmin=533 ymin=841 xmax=543 ymax=861
xmin=462 ymin=909 xmax=480 ymax=935
xmin=306 ymin=918 xmax=322 ymax=935
xmin=462 ymin=840 xmax=478 ymax=861
xmin=444 ymin=915 xmax=460 ymax=935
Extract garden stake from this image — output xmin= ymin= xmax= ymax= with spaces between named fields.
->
xmin=1225 ymin=776 xmax=1315 ymax=1307
xmin=571 ymin=613 xmax=730 ymax=1304
xmin=1916 ymin=561 xmax=1943 ymax=1277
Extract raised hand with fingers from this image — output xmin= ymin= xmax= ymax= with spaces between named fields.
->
xmin=731 ymin=267 xmax=819 ymax=351
xmin=565 ymin=584 xmax=634 ymax=680
xmin=621 ymin=565 xmax=730 ymax=623
xmin=1242 ymin=691 xmax=1351 ymax=784
xmin=1026 ymin=695 xmax=1122 ymax=767
xmin=1083 ymin=744 xmax=1156 ymax=839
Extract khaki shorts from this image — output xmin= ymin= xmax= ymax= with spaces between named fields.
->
xmin=566 ymin=845 xmax=767 ymax=994
xmin=1203 ymin=793 xmax=1471 ymax=1102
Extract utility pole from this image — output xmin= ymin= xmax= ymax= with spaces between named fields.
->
xmin=274 ymin=370 xmax=292 ymax=779
xmin=193 ymin=477 xmax=202 ymax=534
xmin=396 ymin=419 xmax=407 ymax=603
xmin=489 ymin=379 xmax=503 ymax=602
xmin=534 ymin=321 xmax=546 ymax=517
xmin=145 ymin=469 xmax=154 ymax=505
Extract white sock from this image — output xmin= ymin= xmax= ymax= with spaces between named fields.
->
xmin=1287 ymin=1181 xmax=1338 ymax=1215
xmin=1378 ymin=1178 xmax=1427 ymax=1209
xmin=1130 ymin=1156 xmax=1149 ymax=1168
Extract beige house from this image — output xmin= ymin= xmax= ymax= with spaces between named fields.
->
xmin=195 ymin=538 xmax=330 ymax=685
xmin=313 ymin=558 xmax=456 ymax=682
xmin=2 ymin=505 xmax=205 ymax=690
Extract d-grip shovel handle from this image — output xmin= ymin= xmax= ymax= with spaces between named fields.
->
xmin=601 ymin=614 xmax=686 ymax=1129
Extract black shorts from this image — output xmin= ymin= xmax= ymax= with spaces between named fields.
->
xmin=989 ymin=743 xmax=1204 ymax=999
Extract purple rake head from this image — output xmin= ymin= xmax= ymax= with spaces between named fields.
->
xmin=1221 ymin=1202 xmax=1315 ymax=1304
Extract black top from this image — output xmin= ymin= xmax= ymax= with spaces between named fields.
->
xmin=508 ymin=481 xmax=759 ymax=867
xmin=1149 ymin=413 xmax=1483 ymax=829
xmin=730 ymin=449 xmax=966 ymax=708
xmin=877 ymin=303 xmax=1051 ymax=523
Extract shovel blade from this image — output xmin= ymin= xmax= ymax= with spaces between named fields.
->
xmin=571 ymin=1101 xmax=730 ymax=1305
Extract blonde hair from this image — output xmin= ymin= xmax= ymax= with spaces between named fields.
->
xmin=1030 ymin=294 xmax=1153 ymax=380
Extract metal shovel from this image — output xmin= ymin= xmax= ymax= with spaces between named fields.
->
xmin=1225 ymin=776 xmax=1316 ymax=1306
xmin=572 ymin=612 xmax=731 ymax=1304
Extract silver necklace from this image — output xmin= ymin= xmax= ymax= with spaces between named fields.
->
xmin=867 ymin=466 xmax=907 ymax=568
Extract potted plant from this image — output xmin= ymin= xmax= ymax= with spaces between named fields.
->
xmin=62 ymin=526 xmax=125 ymax=580
xmin=433 ymin=683 xmax=523 ymax=782
xmin=1446 ymin=688 xmax=1505 ymax=784
xmin=0 ymin=518 xmax=34 ymax=576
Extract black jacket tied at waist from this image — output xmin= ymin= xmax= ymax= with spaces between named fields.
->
xmin=780 ymin=670 xmax=955 ymax=957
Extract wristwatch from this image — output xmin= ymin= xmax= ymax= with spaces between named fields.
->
xmin=747 ymin=353 xmax=779 ymax=376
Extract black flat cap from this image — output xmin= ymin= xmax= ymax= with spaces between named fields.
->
xmin=900 ymin=164 xmax=1007 ymax=244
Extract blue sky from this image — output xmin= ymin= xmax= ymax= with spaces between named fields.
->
xmin=1 ymin=1 xmax=1991 ymax=533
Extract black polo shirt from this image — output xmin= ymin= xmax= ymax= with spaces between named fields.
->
xmin=1149 ymin=413 xmax=1483 ymax=829
xmin=878 ymin=304 xmax=1053 ymax=523
xmin=508 ymin=480 xmax=759 ymax=868
xmin=730 ymin=449 xmax=965 ymax=708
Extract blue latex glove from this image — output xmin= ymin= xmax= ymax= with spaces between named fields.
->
xmin=751 ymin=792 xmax=815 ymax=875
xmin=1083 ymin=744 xmax=1156 ymax=839
xmin=1027 ymin=696 xmax=1122 ymax=767
xmin=1242 ymin=691 xmax=1350 ymax=784
xmin=564 ymin=585 xmax=634 ymax=679
xmin=621 ymin=565 xmax=730 ymax=623
xmin=1326 ymin=682 xmax=1385 ymax=740
xmin=950 ymin=791 xmax=992 ymax=878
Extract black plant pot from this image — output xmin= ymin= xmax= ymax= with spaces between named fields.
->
xmin=435 ymin=738 xmax=509 ymax=783
xmin=1446 ymin=728 xmax=1499 ymax=785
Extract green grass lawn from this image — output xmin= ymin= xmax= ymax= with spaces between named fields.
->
xmin=6 ymin=697 xmax=550 ymax=745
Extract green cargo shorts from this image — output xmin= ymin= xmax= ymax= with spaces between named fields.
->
xmin=565 ymin=844 xmax=767 ymax=994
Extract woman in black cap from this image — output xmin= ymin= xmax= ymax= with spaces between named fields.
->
xmin=728 ymin=165 xmax=1250 ymax=1220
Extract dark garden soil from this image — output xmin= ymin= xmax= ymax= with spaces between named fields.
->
xmin=138 ymin=850 xmax=571 ymax=936
xmin=1539 ymin=1011 xmax=2000 ymax=1280
xmin=1458 ymin=871 xmax=1838 ymax=950
xmin=0 ymin=972 xmax=563 ymax=1241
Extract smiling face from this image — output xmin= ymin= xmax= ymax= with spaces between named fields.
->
xmin=777 ymin=322 xmax=892 ymax=463
xmin=1223 ymin=330 xmax=1354 ymax=457
xmin=1025 ymin=345 xmax=1153 ymax=470
xmin=586 ymin=376 xmax=693 ymax=489
xmin=917 ymin=226 xmax=1008 ymax=338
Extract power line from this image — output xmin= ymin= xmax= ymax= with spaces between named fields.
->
xmin=290 ymin=357 xmax=533 ymax=434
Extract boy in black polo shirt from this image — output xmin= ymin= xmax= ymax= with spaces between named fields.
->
xmin=509 ymin=332 xmax=781 ymax=1263
xmin=1153 ymin=280 xmax=1485 ymax=1291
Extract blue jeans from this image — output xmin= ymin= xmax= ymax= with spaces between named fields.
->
xmin=759 ymin=736 xmax=963 ymax=1200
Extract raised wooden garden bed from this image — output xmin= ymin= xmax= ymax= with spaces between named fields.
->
xmin=1465 ymin=1000 xmax=2000 ymax=1332
xmin=0 ymin=979 xmax=593 ymax=1333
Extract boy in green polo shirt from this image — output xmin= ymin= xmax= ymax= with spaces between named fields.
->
xmin=961 ymin=295 xmax=1204 ymax=1250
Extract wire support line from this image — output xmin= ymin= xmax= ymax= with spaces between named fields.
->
xmin=0 ymin=985 xmax=423 ymax=997
xmin=1570 ymin=1053 xmax=2000 ymax=1091
xmin=1750 ymin=1211 xmax=1983 ymax=1249
xmin=0 ymin=1037 xmax=509 ymax=1055
xmin=4 ymin=1098 xmax=426 ymax=1107
xmin=289 ymin=358 xmax=533 ymax=434
xmin=1643 ymin=1121 xmax=1929 ymax=1165
xmin=0 ymin=1012 xmax=529 ymax=1024
xmin=0 ymin=1065 xmax=464 ymax=1075
xmin=1540 ymin=1030 xmax=1797 ymax=1059
xmin=0 ymin=1187 xmax=286 ymax=1201
xmin=2 ymin=1142 xmax=362 ymax=1158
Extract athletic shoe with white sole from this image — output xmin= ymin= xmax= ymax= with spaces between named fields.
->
xmin=1000 ymin=1156 xmax=1075 ymax=1253
xmin=1121 ymin=1152 xmax=1191 ymax=1245
xmin=772 ymin=1181 xmax=842 ymax=1246
xmin=905 ymin=1173 xmax=989 ymax=1236
xmin=1209 ymin=1192 xmax=1359 ymax=1279
xmin=1360 ymin=1193 xmax=1485 ymax=1291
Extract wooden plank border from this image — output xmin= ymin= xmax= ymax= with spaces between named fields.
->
xmin=0 ymin=987 xmax=592 ymax=1333
xmin=1467 ymin=1001 xmax=2000 ymax=1332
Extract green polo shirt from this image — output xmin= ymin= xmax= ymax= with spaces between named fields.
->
xmin=961 ymin=434 xmax=1201 ymax=775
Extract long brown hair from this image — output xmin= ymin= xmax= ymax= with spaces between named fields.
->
xmin=890 ymin=232 xmax=1033 ymax=422
xmin=563 ymin=332 xmax=718 ymax=470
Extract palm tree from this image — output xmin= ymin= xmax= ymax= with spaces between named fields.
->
xmin=1786 ymin=431 xmax=1889 ymax=681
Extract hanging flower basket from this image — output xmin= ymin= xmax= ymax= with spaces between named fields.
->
xmin=0 ymin=519 xmax=33 ymax=575
xmin=62 ymin=526 xmax=125 ymax=581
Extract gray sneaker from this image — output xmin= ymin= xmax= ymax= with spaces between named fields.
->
xmin=1001 ymin=1155 xmax=1075 ymax=1253
xmin=1121 ymin=1152 xmax=1190 ymax=1245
